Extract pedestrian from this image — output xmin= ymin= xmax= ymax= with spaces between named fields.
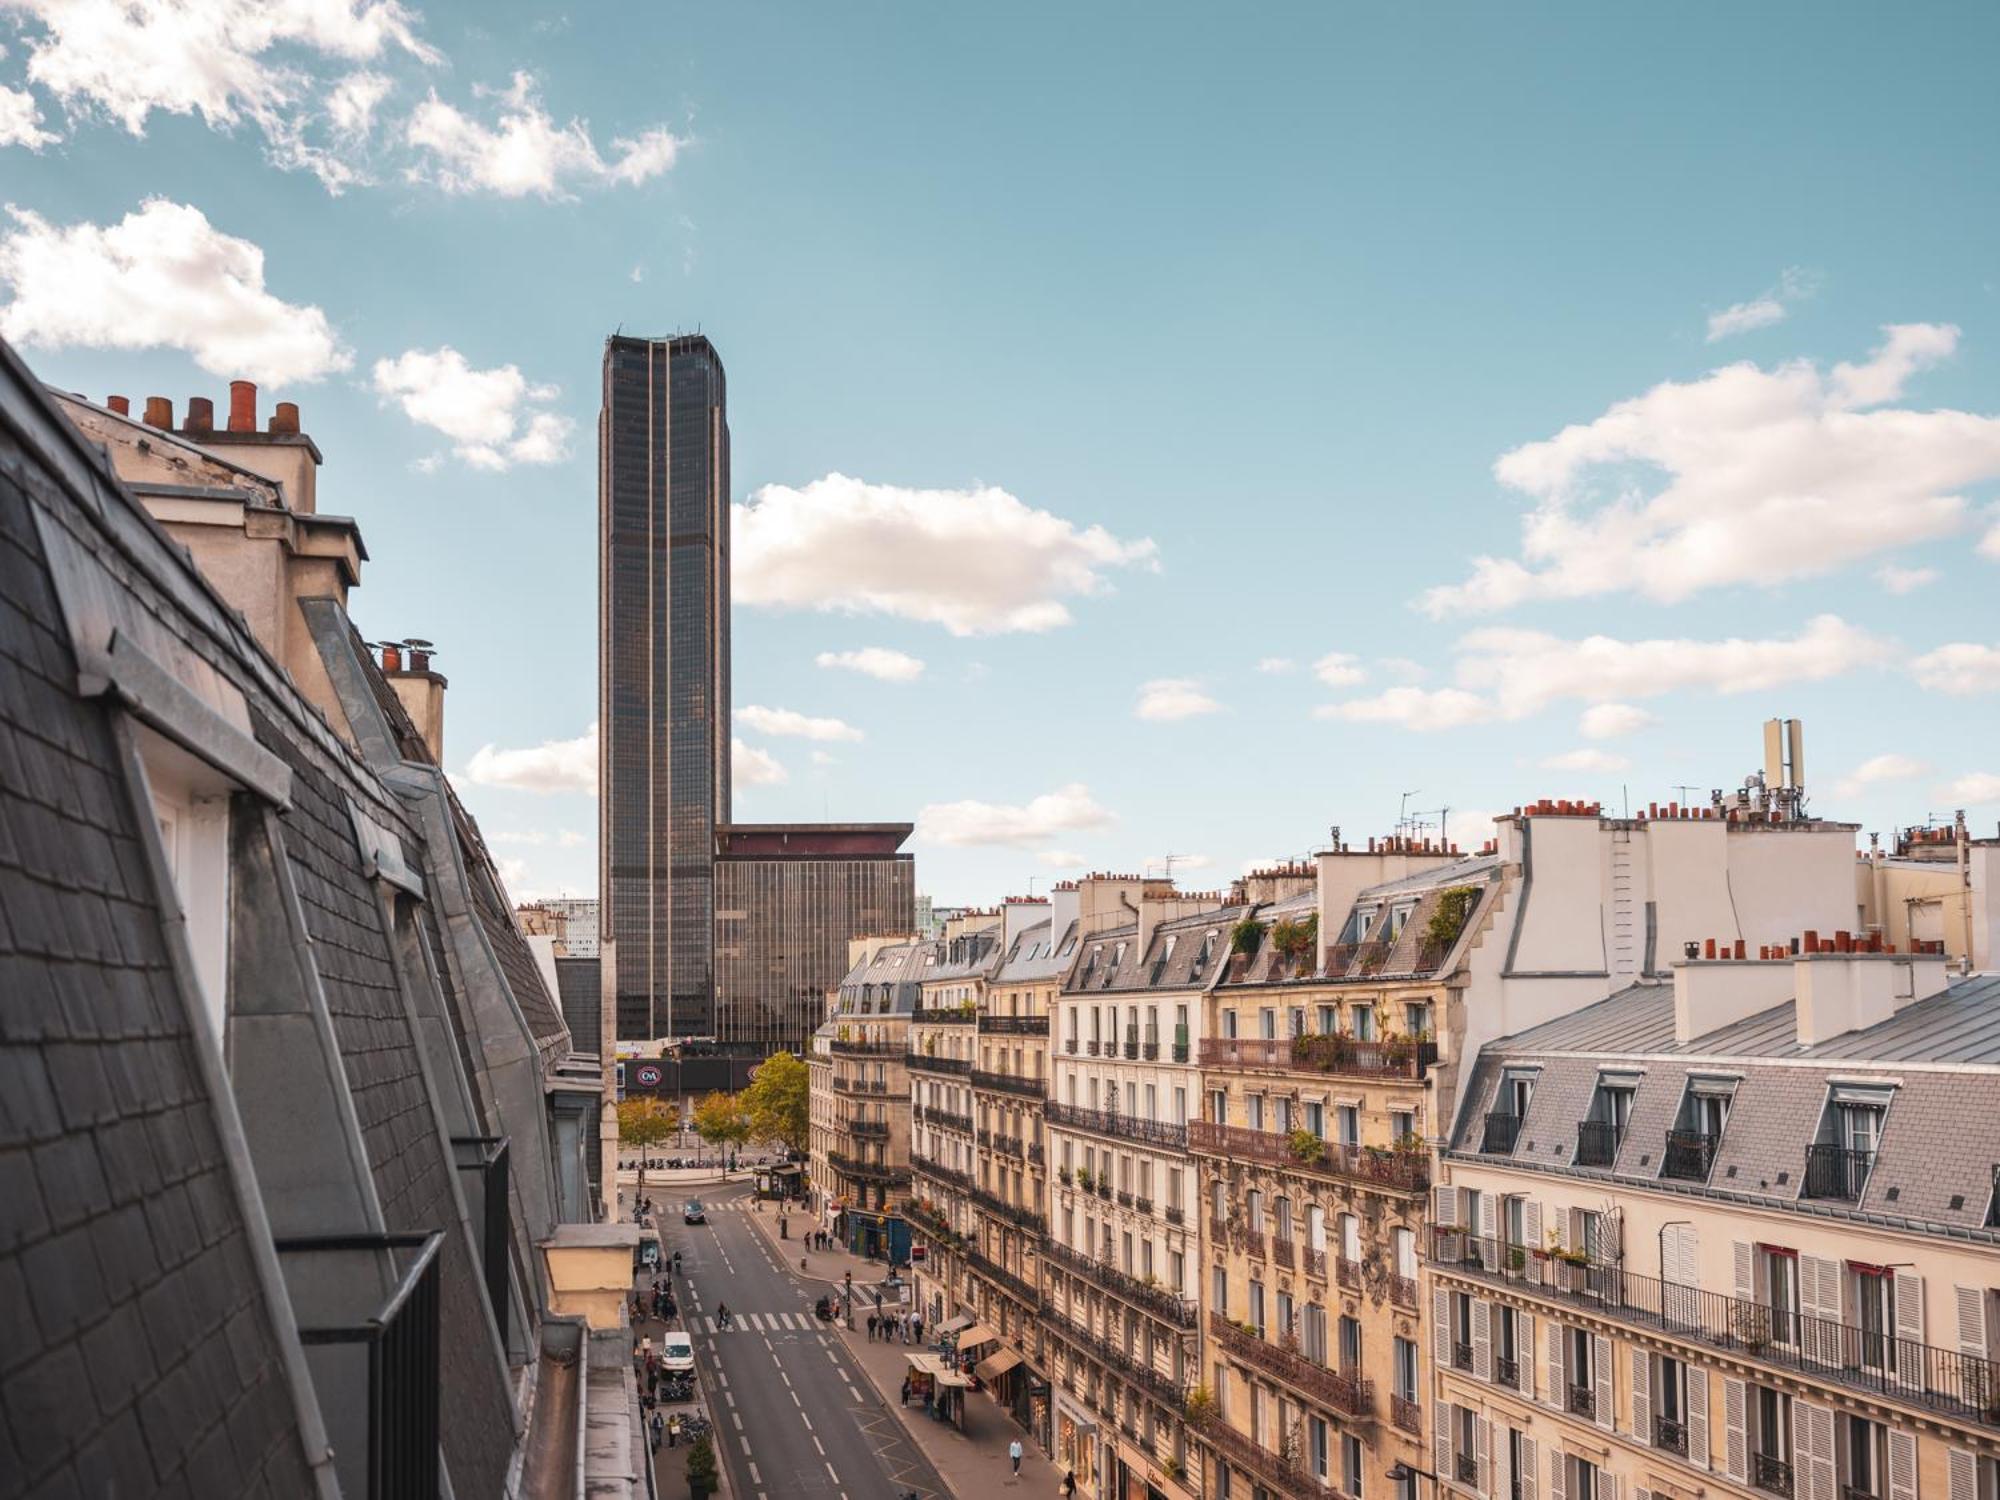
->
xmin=1061 ymin=1469 xmax=1076 ymax=1498
xmin=1010 ymin=1438 xmax=1023 ymax=1475
xmin=650 ymin=1412 xmax=663 ymax=1453
xmin=901 ymin=1375 xmax=911 ymax=1406
xmin=668 ymin=1415 xmax=680 ymax=1449
xmin=867 ymin=1312 xmax=878 ymax=1340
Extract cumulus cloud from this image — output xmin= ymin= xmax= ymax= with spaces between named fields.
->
xmin=1578 ymin=703 xmax=1658 ymax=740
xmin=1875 ymin=564 xmax=1938 ymax=595
xmin=737 ymin=705 xmax=863 ymax=742
xmin=1421 ymin=325 xmax=1998 ymax=616
xmin=1313 ymin=652 xmax=1368 ymax=688
xmin=1950 ymin=773 xmax=2000 ymax=804
xmin=1256 ymin=657 xmax=1297 ymax=675
xmin=1317 ymin=617 xmax=1886 ymax=732
xmin=1541 ymin=748 xmax=1631 ymax=773
xmin=464 ymin=722 xmax=596 ymax=795
xmin=815 ymin=647 xmax=925 ymax=684
xmin=1135 ymin=678 xmax=1221 ymax=722
xmin=1705 ymin=267 xmax=1817 ymax=342
xmin=371 ymin=346 xmax=574 ymax=470
xmin=1981 ymin=509 xmax=2000 ymax=561
xmin=916 ymin=783 xmax=1114 ymax=848
xmin=1834 ymin=753 xmax=1929 ymax=799
xmin=733 ymin=473 xmax=1156 ymax=636
xmin=0 ymin=199 xmax=350 ymax=383
xmin=405 ymin=71 xmax=681 ymax=197
xmin=1912 ymin=642 xmax=2000 ymax=696
xmin=732 ymin=738 xmax=787 ymax=787
xmin=0 ymin=84 xmax=57 ymax=148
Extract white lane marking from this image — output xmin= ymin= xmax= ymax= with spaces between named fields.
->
xmin=825 ymin=1349 xmax=839 ymax=1365
xmin=739 ymin=1436 xmax=751 ymax=1456
xmin=732 ymin=1412 xmax=743 ymax=1431
xmin=748 ymin=1464 xmax=761 ymax=1484
xmin=779 ymin=1371 xmax=792 ymax=1388
xmin=846 ymin=1384 xmax=860 ymax=1402
xmin=801 ymin=1413 xmax=814 ymax=1431
xmin=789 ymin=1390 xmax=801 ymax=1408
xmin=716 ymin=1370 xmax=728 ymax=1387
xmin=825 ymin=1462 xmax=839 ymax=1482
xmin=723 ymin=1390 xmax=736 ymax=1408
xmin=811 ymin=1435 xmax=825 ymax=1454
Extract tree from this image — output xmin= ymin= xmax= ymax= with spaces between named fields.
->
xmin=692 ymin=1091 xmax=750 ymax=1164
xmin=684 ymin=1434 xmax=718 ymax=1498
xmin=618 ymin=1095 xmax=676 ymax=1201
xmin=743 ymin=1050 xmax=809 ymax=1155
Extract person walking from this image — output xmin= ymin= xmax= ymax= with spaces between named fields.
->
xmin=867 ymin=1312 xmax=878 ymax=1341
xmin=1009 ymin=1438 xmax=1023 ymax=1476
xmin=1061 ymin=1469 xmax=1076 ymax=1498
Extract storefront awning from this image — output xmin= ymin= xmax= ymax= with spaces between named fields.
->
xmin=954 ymin=1322 xmax=999 ymax=1348
xmin=935 ymin=1312 xmax=973 ymax=1335
xmin=905 ymin=1352 xmax=949 ymax=1375
xmin=936 ymin=1370 xmax=973 ymax=1388
xmin=974 ymin=1348 xmax=1023 ymax=1381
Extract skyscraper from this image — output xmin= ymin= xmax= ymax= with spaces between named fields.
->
xmin=599 ymin=334 xmax=731 ymax=1040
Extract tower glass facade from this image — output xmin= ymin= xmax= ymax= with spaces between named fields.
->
xmin=600 ymin=334 xmax=730 ymax=1040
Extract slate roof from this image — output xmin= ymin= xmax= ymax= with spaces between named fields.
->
xmin=835 ymin=940 xmax=926 ymax=1014
xmin=994 ymin=918 xmax=1080 ymax=984
xmin=1063 ymin=905 xmax=1242 ymax=994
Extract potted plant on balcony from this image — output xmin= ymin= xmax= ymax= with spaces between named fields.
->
xmin=1183 ymin=1385 xmax=1216 ymax=1428
xmin=1327 ymin=1028 xmax=1356 ymax=1067
xmin=1164 ymin=1457 xmax=1186 ymax=1482
xmin=1288 ymin=1128 xmax=1326 ymax=1165
xmin=1382 ymin=1031 xmax=1412 ymax=1070
xmin=1076 ymin=1166 xmax=1095 ymax=1191
xmin=1231 ymin=918 xmax=1265 ymax=956
xmin=1553 ymin=1245 xmax=1590 ymax=1292
xmin=1057 ymin=1166 xmax=1072 ymax=1186
xmin=1425 ymin=886 xmax=1480 ymax=955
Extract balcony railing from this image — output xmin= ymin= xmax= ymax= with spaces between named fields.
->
xmin=908 ymin=1053 xmax=972 ymax=1076
xmin=1391 ymin=1395 xmax=1421 ymax=1437
xmin=966 ymin=1243 xmax=1039 ymax=1307
xmin=1192 ymin=1412 xmax=1313 ymax=1500
xmin=1452 ymin=1340 xmax=1474 ymax=1373
xmin=1482 ymin=1112 xmax=1522 ymax=1154
xmin=981 ymin=1014 xmax=1051 ymax=1035
xmin=1565 ymin=1384 xmax=1595 ymax=1418
xmin=830 ymin=1037 xmax=905 ymax=1056
xmin=1430 ymin=1228 xmax=2000 ymax=1429
xmin=1304 ymin=1248 xmax=1328 ymax=1280
xmin=1754 ymin=1454 xmax=1796 ymax=1497
xmin=1390 ymin=1273 xmax=1417 ymax=1309
xmin=1043 ymin=1239 xmax=1198 ymax=1328
xmin=974 ymin=1068 xmax=1046 ymax=1100
xmin=913 ymin=1157 xmax=974 ymax=1196
xmin=1335 ymin=1256 xmax=1360 ymax=1290
xmin=1655 ymin=1414 xmax=1689 ymax=1456
xmin=1804 ymin=1144 xmax=1876 ymax=1202
xmin=1662 ymin=1129 xmax=1718 ymax=1182
xmin=1457 ymin=1453 xmax=1480 ymax=1485
xmin=1199 ymin=1035 xmax=1437 ymax=1081
xmin=1188 ymin=1121 xmax=1429 ymax=1193
xmin=850 ymin=1119 xmax=890 ymax=1140
xmin=913 ymin=1007 xmax=978 ymax=1026
xmin=1575 ymin=1119 xmax=1622 ymax=1168
xmin=451 ymin=1134 xmax=510 ymax=1345
xmin=1496 ymin=1355 xmax=1520 ymax=1388
xmin=1209 ymin=1312 xmax=1374 ymax=1418
xmin=834 ymin=1076 xmax=891 ymax=1094
xmin=828 ymin=1151 xmax=911 ymax=1187
xmin=1047 ymin=1101 xmax=1189 ymax=1151
xmin=919 ymin=1105 xmax=973 ymax=1134
xmin=1271 ymin=1235 xmax=1296 ymax=1269
xmin=970 ymin=1182 xmax=1046 ymax=1234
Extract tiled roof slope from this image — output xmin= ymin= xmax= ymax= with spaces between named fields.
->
xmin=0 ymin=387 xmax=319 ymax=1495
xmin=1065 ymin=905 xmax=1244 ymax=994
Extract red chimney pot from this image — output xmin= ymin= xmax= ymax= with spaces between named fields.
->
xmin=228 ymin=380 xmax=257 ymax=433
xmin=270 ymin=401 xmax=299 ymax=434
xmin=185 ymin=396 xmax=214 ymax=430
xmin=143 ymin=396 xmax=172 ymax=428
xmin=107 ymin=395 xmax=130 ymax=415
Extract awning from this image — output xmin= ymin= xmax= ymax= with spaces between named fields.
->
xmin=974 ymin=1348 xmax=1024 ymax=1381
xmin=954 ymin=1322 xmax=999 ymax=1348
xmin=935 ymin=1313 xmax=973 ymax=1335
xmin=905 ymin=1352 xmax=949 ymax=1375
xmin=937 ymin=1371 xmax=973 ymax=1388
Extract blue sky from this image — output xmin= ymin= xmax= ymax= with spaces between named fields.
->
xmin=5 ymin=2 xmax=1998 ymax=904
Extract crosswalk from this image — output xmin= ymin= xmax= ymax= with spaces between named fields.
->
xmin=689 ymin=1310 xmax=833 ymax=1333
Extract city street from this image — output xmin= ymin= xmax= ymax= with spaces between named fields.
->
xmin=668 ymin=1185 xmax=951 ymax=1500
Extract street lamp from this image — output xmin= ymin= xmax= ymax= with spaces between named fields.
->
xmin=1387 ymin=1460 xmax=1438 ymax=1500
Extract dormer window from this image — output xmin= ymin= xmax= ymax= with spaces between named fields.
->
xmin=1483 ymin=1068 xmax=1535 ymax=1154
xmin=1576 ymin=1073 xmax=1637 ymax=1168
xmin=1352 ymin=907 xmax=1379 ymax=941
xmin=1662 ymin=1077 xmax=1732 ymax=1182
xmin=1804 ymin=1086 xmax=1891 ymax=1202
xmin=1389 ymin=903 xmax=1415 ymax=940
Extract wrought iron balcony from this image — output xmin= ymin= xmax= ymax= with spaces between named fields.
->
xmin=1754 ymin=1454 xmax=1796 ymax=1497
xmin=1655 ymin=1414 xmax=1689 ymax=1456
xmin=1482 ymin=1112 xmax=1522 ymax=1154
xmin=1042 ymin=1238 xmax=1198 ymax=1328
xmin=980 ymin=1013 xmax=1050 ymax=1035
xmin=1335 ymin=1256 xmax=1360 ymax=1291
xmin=451 ymin=1134 xmax=510 ymax=1344
xmin=1390 ymin=1273 xmax=1418 ymax=1309
xmin=830 ymin=1037 xmax=906 ymax=1056
xmin=1565 ymin=1383 xmax=1595 ymax=1418
xmin=1457 ymin=1453 xmax=1480 ymax=1485
xmin=1661 ymin=1128 xmax=1718 ymax=1181
xmin=913 ymin=1157 xmax=974 ymax=1196
xmin=1270 ymin=1235 xmax=1296 ymax=1269
xmin=1452 ymin=1340 xmax=1474 ymax=1373
xmin=828 ymin=1151 xmax=910 ymax=1187
xmin=974 ymin=1068 xmax=1045 ymax=1100
xmin=834 ymin=1076 xmax=891 ymax=1094
xmin=919 ymin=1105 xmax=973 ymax=1134
xmin=1496 ymin=1355 xmax=1520 ymax=1388
xmin=913 ymin=1006 xmax=978 ymax=1025
xmin=1046 ymin=1100 xmax=1189 ymax=1151
xmin=908 ymin=1053 xmax=972 ymax=1076
xmin=1303 ymin=1248 xmax=1327 ymax=1280
xmin=850 ymin=1118 xmax=890 ymax=1140
xmin=966 ymin=1243 xmax=1039 ymax=1307
xmin=1188 ymin=1120 xmax=1429 ymax=1193
xmin=1391 ymin=1395 xmax=1421 ymax=1437
xmin=1575 ymin=1119 xmax=1622 ymax=1167
xmin=1208 ymin=1312 xmax=1374 ymax=1419
xmin=1199 ymin=1034 xmax=1437 ymax=1081
xmin=970 ymin=1181 xmax=1046 ymax=1233
xmin=1803 ymin=1144 xmax=1875 ymax=1202
xmin=1190 ymin=1411 xmax=1313 ymax=1500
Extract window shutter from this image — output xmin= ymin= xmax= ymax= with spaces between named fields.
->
xmin=1733 ymin=1242 xmax=1755 ymax=1302
xmin=1546 ymin=1321 xmax=1566 ymax=1409
xmin=1687 ymin=1365 xmax=1710 ymax=1471
xmin=1665 ymin=1223 xmax=1697 ymax=1287
xmin=1593 ymin=1333 xmax=1614 ymax=1429
xmin=1896 ymin=1272 xmax=1926 ymax=1390
xmin=1477 ymin=1416 xmax=1492 ymax=1499
xmin=1600 ymin=1475 xmax=1619 ymax=1500
xmin=1547 ymin=1448 xmax=1566 ymax=1500
xmin=1435 ymin=1185 xmax=1460 ymax=1227
xmin=1798 ymin=1400 xmax=1835 ymax=1500
xmin=1801 ymin=1256 xmax=1843 ymax=1367
xmin=1518 ymin=1313 xmax=1537 ymax=1396
xmin=1480 ymin=1194 xmax=1499 ymax=1244
xmin=1434 ymin=1401 xmax=1453 ymax=1483
xmin=1948 ymin=1448 xmax=1977 ymax=1500
xmin=1519 ymin=1438 xmax=1538 ymax=1500
xmin=1723 ymin=1376 xmax=1748 ymax=1483
xmin=1474 ymin=1300 xmax=1493 ymax=1383
xmin=1957 ymin=1286 xmax=1989 ymax=1358
xmin=1434 ymin=1287 xmax=1454 ymax=1368
xmin=1629 ymin=1345 xmax=1651 ymax=1442
xmin=1525 ymin=1200 xmax=1543 ymax=1252
xmin=1889 ymin=1429 xmax=1917 ymax=1500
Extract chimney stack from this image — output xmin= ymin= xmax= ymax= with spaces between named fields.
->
xmin=270 ymin=401 xmax=300 ymax=434
xmin=107 ymin=395 xmax=130 ymax=416
xmin=228 ymin=380 xmax=257 ymax=433
xmin=185 ymin=396 xmax=214 ymax=431
xmin=382 ymin=638 xmax=446 ymax=764
xmin=143 ymin=396 xmax=173 ymax=428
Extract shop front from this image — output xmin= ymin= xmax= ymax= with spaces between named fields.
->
xmin=902 ymin=1352 xmax=972 ymax=1428
xmin=844 ymin=1206 xmax=910 ymax=1263
xmin=1054 ymin=1393 xmax=1101 ymax=1500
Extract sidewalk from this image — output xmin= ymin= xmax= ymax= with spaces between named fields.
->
xmin=741 ymin=1203 xmax=1060 ymax=1499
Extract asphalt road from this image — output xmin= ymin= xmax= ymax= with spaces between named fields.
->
xmin=671 ymin=1185 xmax=950 ymax=1500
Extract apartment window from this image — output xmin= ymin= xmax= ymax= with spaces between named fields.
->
xmin=1390 ymin=904 xmax=1414 ymax=939
xmin=1170 ymin=1250 xmax=1185 ymax=1292
xmin=1578 ymin=1074 xmax=1636 ymax=1167
xmin=1342 ymin=1433 xmax=1364 ymax=1498
xmin=1173 ymin=1087 xmax=1188 ymax=1125
xmin=1210 ymin=1179 xmax=1227 ymax=1221
xmin=1566 ymin=1326 xmax=1594 ymax=1415
xmin=1303 ymin=1302 xmax=1328 ymax=1363
xmin=1405 ymin=1001 xmax=1433 ymax=1040
xmin=1455 ymin=1407 xmax=1478 ymax=1485
xmin=1844 ymin=1414 xmax=1889 ymax=1500
xmin=1260 ymin=1007 xmax=1277 ymax=1040
xmin=1339 ymin=1313 xmax=1362 ymax=1371
xmin=1452 ymin=1292 xmax=1475 ymax=1371
xmin=1221 ymin=1009 xmax=1238 ymax=1039
xmin=1754 ymin=1386 xmax=1794 ymax=1495
xmin=1352 ymin=1004 xmax=1376 ymax=1042
xmin=1247 ymin=1190 xmax=1265 ymax=1232
xmin=1310 ymin=1416 xmax=1331 ymax=1484
xmin=1570 ymin=1456 xmax=1601 ymax=1500
xmin=1248 ymin=1094 xmax=1266 ymax=1130
xmin=1509 ymin=1432 xmax=1529 ymax=1500
xmin=1393 ymin=1337 xmax=1419 ymax=1402
xmin=1851 ymin=1263 xmax=1896 ymax=1372
xmin=1504 ymin=1195 xmax=1528 ymax=1250
xmin=1273 ymin=1096 xmax=1292 ymax=1133
xmin=1394 ymin=1227 xmax=1417 ymax=1280
xmin=1335 ymin=1104 xmax=1360 ymax=1147
xmin=1274 ymin=1196 xmax=1294 ymax=1243
xmin=1212 ymin=1265 xmax=1229 ymax=1314
xmin=1249 ymin=1280 xmax=1266 ymax=1333
xmin=1759 ymin=1245 xmax=1802 ymax=1345
xmin=1495 ymin=1304 xmax=1520 ymax=1384
xmin=1209 ymin=1089 xmax=1228 ymax=1124
xmin=1290 ymin=1006 xmax=1307 ymax=1039
xmin=1391 ymin=1108 xmax=1416 ymax=1146
xmin=1808 ymin=1090 xmax=1889 ymax=1201
xmin=1341 ymin=1213 xmax=1362 ymax=1262
xmin=1318 ymin=1004 xmax=1337 ymax=1034
xmin=1306 ymin=1100 xmax=1326 ymax=1137
xmin=145 ymin=756 xmax=232 ymax=1043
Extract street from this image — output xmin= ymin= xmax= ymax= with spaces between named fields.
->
xmin=667 ymin=1184 xmax=950 ymax=1500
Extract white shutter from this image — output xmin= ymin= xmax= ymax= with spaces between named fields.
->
xmin=1801 ymin=1256 xmax=1843 ymax=1367
xmin=1896 ymin=1272 xmax=1927 ymax=1390
xmin=1547 ymin=1448 xmax=1566 ymax=1500
xmin=1525 ymin=1200 xmax=1543 ymax=1253
xmin=1734 ymin=1242 xmax=1756 ymax=1302
xmin=1519 ymin=1437 xmax=1538 ymax=1500
xmin=1629 ymin=1346 xmax=1651 ymax=1442
xmin=1957 ymin=1286 xmax=1990 ymax=1357
xmin=1435 ymin=1287 xmax=1454 ymax=1368
xmin=1594 ymin=1333 xmax=1614 ymax=1429
xmin=1518 ymin=1313 xmax=1537 ymax=1396
xmin=1546 ymin=1321 xmax=1566 ymax=1409
xmin=1665 ymin=1223 xmax=1697 ymax=1286
xmin=1889 ymin=1429 xmax=1918 ymax=1500
xmin=1949 ymin=1449 xmax=1978 ymax=1500
xmin=1477 ymin=1416 xmax=1492 ymax=1499
xmin=1723 ymin=1376 xmax=1748 ymax=1483
xmin=1435 ymin=1401 xmax=1453 ymax=1482
xmin=1480 ymin=1194 xmax=1499 ymax=1245
xmin=1474 ymin=1299 xmax=1493 ymax=1383
xmin=1600 ymin=1474 xmax=1620 ymax=1500
xmin=1435 ymin=1185 xmax=1461 ymax=1227
xmin=1687 ymin=1365 xmax=1710 ymax=1471
xmin=1798 ymin=1400 xmax=1835 ymax=1500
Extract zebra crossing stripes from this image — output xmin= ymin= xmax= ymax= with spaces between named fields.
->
xmin=693 ymin=1311 xmax=821 ymax=1333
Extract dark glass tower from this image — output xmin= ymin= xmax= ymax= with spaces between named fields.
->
xmin=599 ymin=334 xmax=730 ymax=1040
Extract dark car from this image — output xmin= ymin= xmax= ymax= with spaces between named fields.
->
xmin=683 ymin=1201 xmax=707 ymax=1224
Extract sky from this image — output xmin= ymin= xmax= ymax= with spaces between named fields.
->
xmin=4 ymin=1 xmax=1999 ymax=905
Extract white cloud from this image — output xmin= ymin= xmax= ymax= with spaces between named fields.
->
xmin=0 ymin=84 xmax=57 ymax=148
xmin=0 ymin=198 xmax=350 ymax=383
xmin=732 ymin=738 xmax=786 ymax=787
xmin=810 ymin=750 xmax=838 ymax=767
xmin=1378 ymin=656 xmax=1429 ymax=682
xmin=1979 ymin=508 xmax=2000 ymax=562
xmin=405 ymin=71 xmax=681 ymax=198
xmin=371 ymin=346 xmax=574 ymax=470
xmin=1834 ymin=753 xmax=1929 ymax=799
xmin=1256 ymin=657 xmax=1296 ymax=675
xmin=464 ymin=722 xmax=596 ymax=795
xmin=629 ymin=263 xmax=645 ymax=283
xmin=1317 ymin=616 xmax=1886 ymax=733
xmin=815 ymin=647 xmax=925 ymax=684
xmin=1312 ymin=652 xmax=1368 ymax=688
xmin=737 ymin=705 xmax=863 ymax=742
xmin=733 ymin=472 xmax=1157 ymax=636
xmin=1705 ymin=267 xmax=1817 ymax=343
xmin=1541 ymin=748 xmax=1631 ymax=773
xmin=916 ymin=783 xmax=1114 ymax=848
xmin=1578 ymin=703 xmax=1658 ymax=740
xmin=1949 ymin=773 xmax=2000 ymax=804
xmin=1135 ymin=678 xmax=1221 ymax=722
xmin=1421 ymin=325 xmax=1997 ymax=616
xmin=1875 ymin=564 xmax=1938 ymax=595
xmin=1912 ymin=642 xmax=2000 ymax=696
xmin=1037 ymin=850 xmax=1087 ymax=868
xmin=326 ymin=69 xmax=391 ymax=137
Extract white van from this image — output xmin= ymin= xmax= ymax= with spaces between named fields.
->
xmin=659 ymin=1332 xmax=695 ymax=1373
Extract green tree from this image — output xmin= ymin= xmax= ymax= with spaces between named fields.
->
xmin=684 ymin=1434 xmax=718 ymax=1498
xmin=618 ymin=1095 xmax=677 ymax=1200
xmin=743 ymin=1050 xmax=810 ymax=1154
xmin=693 ymin=1091 xmax=750 ymax=1164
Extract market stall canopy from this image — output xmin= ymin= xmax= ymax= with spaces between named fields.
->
xmin=974 ymin=1348 xmax=1023 ymax=1381
xmin=905 ymin=1353 xmax=950 ymax=1375
xmin=935 ymin=1313 xmax=973 ymax=1335
xmin=936 ymin=1370 xmax=973 ymax=1388
xmin=954 ymin=1323 xmax=999 ymax=1348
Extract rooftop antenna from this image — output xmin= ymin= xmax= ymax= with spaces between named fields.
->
xmin=1673 ymin=784 xmax=1702 ymax=804
xmin=1399 ymin=789 xmax=1420 ymax=828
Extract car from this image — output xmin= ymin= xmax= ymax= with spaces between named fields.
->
xmin=659 ymin=1332 xmax=695 ymax=1373
xmin=683 ymin=1201 xmax=707 ymax=1224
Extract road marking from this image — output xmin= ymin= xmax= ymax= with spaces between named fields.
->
xmin=801 ymin=1413 xmax=813 ymax=1431
xmin=748 ymin=1464 xmax=761 ymax=1484
xmin=825 ymin=1462 xmax=839 ymax=1482
xmin=825 ymin=1349 xmax=839 ymax=1365
xmin=723 ymin=1391 xmax=736 ymax=1408
xmin=779 ymin=1371 xmax=792 ymax=1388
xmin=732 ymin=1412 xmax=743 ymax=1431
xmin=789 ymin=1390 xmax=800 ymax=1408
xmin=739 ymin=1436 xmax=751 ymax=1456
xmin=846 ymin=1384 xmax=860 ymax=1402
xmin=716 ymin=1370 xmax=728 ymax=1387
xmin=811 ymin=1435 xmax=825 ymax=1454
